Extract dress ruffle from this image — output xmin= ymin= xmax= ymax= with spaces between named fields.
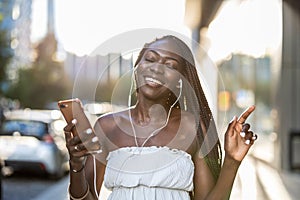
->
xmin=104 ymin=146 xmax=194 ymax=200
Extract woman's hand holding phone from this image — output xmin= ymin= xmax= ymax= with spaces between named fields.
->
xmin=58 ymin=99 xmax=102 ymax=172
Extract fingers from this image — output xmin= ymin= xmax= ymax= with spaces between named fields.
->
xmin=66 ymin=130 xmax=102 ymax=157
xmin=63 ymin=118 xmax=103 ymax=157
xmin=237 ymin=108 xmax=258 ymax=145
xmin=239 ymin=129 xmax=258 ymax=145
xmin=69 ymin=128 xmax=92 ymax=145
xmin=63 ymin=120 xmax=76 ymax=133
xmin=83 ymin=135 xmax=102 ymax=154
xmin=239 ymin=123 xmax=249 ymax=137
xmin=237 ymin=105 xmax=255 ymax=124
xmin=251 ymin=132 xmax=258 ymax=140
xmin=227 ymin=116 xmax=237 ymax=137
xmin=64 ymin=130 xmax=73 ymax=143
xmin=63 ymin=119 xmax=78 ymax=141
xmin=242 ymin=123 xmax=250 ymax=132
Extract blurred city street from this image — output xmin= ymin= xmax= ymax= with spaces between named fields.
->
xmin=1 ymin=0 xmax=300 ymax=200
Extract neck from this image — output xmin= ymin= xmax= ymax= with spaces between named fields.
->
xmin=132 ymin=100 xmax=169 ymax=126
xmin=129 ymin=99 xmax=175 ymax=147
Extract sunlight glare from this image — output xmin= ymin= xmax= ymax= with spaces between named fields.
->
xmin=206 ymin=0 xmax=282 ymax=62
xmin=53 ymin=0 xmax=189 ymax=56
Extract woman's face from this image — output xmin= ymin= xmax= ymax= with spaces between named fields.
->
xmin=135 ymin=39 xmax=185 ymax=101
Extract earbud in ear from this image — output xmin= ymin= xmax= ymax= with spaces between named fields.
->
xmin=176 ymin=79 xmax=182 ymax=89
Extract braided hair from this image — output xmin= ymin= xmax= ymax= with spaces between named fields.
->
xmin=133 ymin=35 xmax=222 ymax=181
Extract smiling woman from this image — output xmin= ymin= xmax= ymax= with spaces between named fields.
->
xmin=61 ymin=35 xmax=258 ymax=200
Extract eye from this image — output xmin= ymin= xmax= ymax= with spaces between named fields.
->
xmin=165 ymin=61 xmax=178 ymax=70
xmin=145 ymin=57 xmax=155 ymax=62
xmin=144 ymin=51 xmax=157 ymax=63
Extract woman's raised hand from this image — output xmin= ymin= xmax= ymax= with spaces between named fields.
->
xmin=63 ymin=119 xmax=102 ymax=172
xmin=224 ymin=106 xmax=258 ymax=162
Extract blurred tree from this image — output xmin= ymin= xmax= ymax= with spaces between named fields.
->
xmin=6 ymin=33 xmax=71 ymax=109
xmin=0 ymin=12 xmax=13 ymax=95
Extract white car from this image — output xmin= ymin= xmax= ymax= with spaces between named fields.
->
xmin=0 ymin=109 xmax=69 ymax=179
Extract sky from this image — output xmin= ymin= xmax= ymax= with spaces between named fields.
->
xmin=30 ymin=0 xmax=282 ymax=61
xmin=31 ymin=0 xmax=188 ymax=56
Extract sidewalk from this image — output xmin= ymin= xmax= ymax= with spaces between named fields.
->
xmin=229 ymin=135 xmax=300 ymax=200
xmin=280 ymin=169 xmax=300 ymax=199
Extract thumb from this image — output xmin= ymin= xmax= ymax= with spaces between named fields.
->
xmin=227 ymin=116 xmax=237 ymax=137
xmin=64 ymin=130 xmax=73 ymax=143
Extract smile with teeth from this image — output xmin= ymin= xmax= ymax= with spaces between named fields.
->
xmin=145 ymin=77 xmax=163 ymax=86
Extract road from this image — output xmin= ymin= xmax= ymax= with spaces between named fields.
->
xmin=2 ymin=172 xmax=69 ymax=200
xmin=1 ymin=172 xmax=111 ymax=200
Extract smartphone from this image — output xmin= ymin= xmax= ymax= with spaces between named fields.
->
xmin=58 ymin=98 xmax=93 ymax=136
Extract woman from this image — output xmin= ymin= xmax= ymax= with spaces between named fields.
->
xmin=64 ymin=35 xmax=257 ymax=200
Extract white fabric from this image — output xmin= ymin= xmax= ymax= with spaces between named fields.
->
xmin=103 ymin=146 xmax=194 ymax=200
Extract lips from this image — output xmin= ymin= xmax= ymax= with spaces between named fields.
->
xmin=144 ymin=76 xmax=164 ymax=87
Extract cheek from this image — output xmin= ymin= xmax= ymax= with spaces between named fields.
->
xmin=134 ymin=65 xmax=145 ymax=84
xmin=135 ymin=63 xmax=148 ymax=73
xmin=166 ymin=69 xmax=182 ymax=82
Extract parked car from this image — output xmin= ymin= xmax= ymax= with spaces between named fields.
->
xmin=0 ymin=109 xmax=69 ymax=179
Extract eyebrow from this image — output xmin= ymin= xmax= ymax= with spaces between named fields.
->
xmin=148 ymin=50 xmax=180 ymax=63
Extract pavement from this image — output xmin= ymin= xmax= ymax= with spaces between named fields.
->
xmin=30 ymin=176 xmax=112 ymax=200
xmin=230 ymin=133 xmax=300 ymax=200
xmin=31 ymin=176 xmax=111 ymax=200
xmin=230 ymin=155 xmax=300 ymax=200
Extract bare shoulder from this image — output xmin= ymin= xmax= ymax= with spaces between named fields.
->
xmin=94 ymin=108 xmax=135 ymax=151
xmin=94 ymin=109 xmax=128 ymax=134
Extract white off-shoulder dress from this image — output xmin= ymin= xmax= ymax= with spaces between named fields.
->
xmin=103 ymin=146 xmax=194 ymax=200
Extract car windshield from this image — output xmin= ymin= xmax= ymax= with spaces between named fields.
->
xmin=0 ymin=120 xmax=48 ymax=138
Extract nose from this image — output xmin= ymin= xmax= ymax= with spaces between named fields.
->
xmin=149 ymin=63 xmax=164 ymax=74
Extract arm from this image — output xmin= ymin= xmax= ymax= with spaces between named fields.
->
xmin=68 ymin=154 xmax=106 ymax=200
xmin=65 ymin=116 xmax=109 ymax=200
xmin=193 ymin=106 xmax=257 ymax=200
xmin=193 ymin=152 xmax=241 ymax=200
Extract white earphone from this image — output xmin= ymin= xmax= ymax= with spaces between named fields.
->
xmin=177 ymin=79 xmax=182 ymax=89
xmin=179 ymin=79 xmax=182 ymax=87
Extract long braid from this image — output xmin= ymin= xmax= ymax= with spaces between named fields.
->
xmin=134 ymin=35 xmax=222 ymax=180
xmin=184 ymin=61 xmax=222 ymax=180
xmin=161 ymin=35 xmax=222 ymax=180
